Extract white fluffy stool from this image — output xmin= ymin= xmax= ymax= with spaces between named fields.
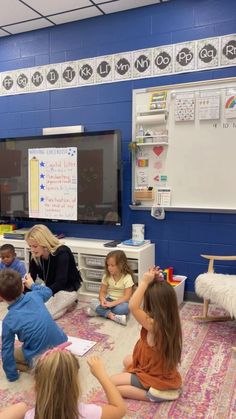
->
xmin=194 ymin=255 xmax=236 ymax=351
xmin=195 ymin=273 xmax=236 ymax=320
xmin=194 ymin=254 xmax=236 ymax=322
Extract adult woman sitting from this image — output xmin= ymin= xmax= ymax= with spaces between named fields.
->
xmin=25 ymin=224 xmax=82 ymax=319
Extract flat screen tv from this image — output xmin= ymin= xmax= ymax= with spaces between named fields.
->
xmin=0 ymin=130 xmax=122 ymax=225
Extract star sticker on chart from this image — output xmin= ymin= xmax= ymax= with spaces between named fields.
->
xmin=68 ymin=148 xmax=76 ymax=156
xmin=40 ymin=161 xmax=45 ymax=167
xmin=40 ymin=173 xmax=45 ymax=179
xmin=40 ymin=197 xmax=45 ymax=202
xmin=40 ymin=184 xmax=45 ymax=190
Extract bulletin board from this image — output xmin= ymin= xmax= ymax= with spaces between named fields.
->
xmin=132 ymin=77 xmax=236 ymax=213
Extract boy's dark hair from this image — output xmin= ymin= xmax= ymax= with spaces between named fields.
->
xmin=0 ymin=269 xmax=22 ymax=301
xmin=0 ymin=244 xmax=15 ymax=254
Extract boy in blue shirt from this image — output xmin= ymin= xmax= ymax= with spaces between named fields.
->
xmin=0 ymin=269 xmax=68 ymax=381
xmin=0 ymin=243 xmax=26 ymax=277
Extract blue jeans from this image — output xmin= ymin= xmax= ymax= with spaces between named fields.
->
xmin=93 ymin=297 xmax=129 ymax=318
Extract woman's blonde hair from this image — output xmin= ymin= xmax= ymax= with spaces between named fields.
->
xmin=143 ymin=280 xmax=182 ymax=370
xmin=34 ymin=350 xmax=80 ymax=419
xmin=25 ymin=225 xmax=62 ymax=259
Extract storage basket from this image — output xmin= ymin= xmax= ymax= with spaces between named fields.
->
xmin=172 ymin=276 xmax=187 ymax=305
xmin=84 ymin=279 xmax=101 ymax=293
xmin=84 ymin=255 xmax=105 ymax=267
xmin=86 ymin=269 xmax=103 ymax=280
xmin=128 ymin=259 xmax=138 ymax=271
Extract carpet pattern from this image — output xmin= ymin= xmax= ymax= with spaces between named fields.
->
xmin=1 ymin=301 xmax=236 ymax=418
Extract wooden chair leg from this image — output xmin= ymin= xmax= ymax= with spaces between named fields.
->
xmin=193 ymin=298 xmax=232 ymax=322
xmin=203 ymin=298 xmax=209 ymax=317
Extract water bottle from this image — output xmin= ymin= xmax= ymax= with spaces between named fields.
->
xmin=137 ymin=125 xmax=144 ymax=143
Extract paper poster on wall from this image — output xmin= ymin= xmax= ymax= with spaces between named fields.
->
xmin=198 ymin=91 xmax=220 ymax=120
xmin=224 ymin=94 xmax=236 ymax=118
xmin=174 ymin=93 xmax=195 ymax=121
xmin=28 ymin=147 xmax=77 ymax=220
xmin=96 ymin=55 xmax=113 ymax=83
xmin=1 ymin=71 xmax=16 ymax=95
xmin=220 ymin=34 xmax=236 ymax=67
xmin=174 ymin=41 xmax=196 ymax=73
xmin=153 ymin=45 xmax=173 ymax=75
xmin=78 ymin=58 xmax=96 ymax=85
xmin=29 ymin=66 xmax=46 ymax=91
xmin=61 ymin=61 xmax=78 ymax=87
xmin=132 ymin=49 xmax=152 ymax=78
xmin=197 ymin=38 xmax=219 ymax=70
xmin=114 ymin=52 xmax=132 ymax=80
xmin=45 ymin=64 xmax=61 ymax=90
xmin=137 ymin=171 xmax=148 ymax=186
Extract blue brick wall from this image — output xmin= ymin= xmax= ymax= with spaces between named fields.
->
xmin=0 ymin=0 xmax=236 ymax=294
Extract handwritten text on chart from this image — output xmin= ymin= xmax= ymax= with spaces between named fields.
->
xmin=28 ymin=147 xmax=78 ymax=220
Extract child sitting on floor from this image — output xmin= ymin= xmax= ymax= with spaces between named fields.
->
xmin=0 ymin=269 xmax=67 ymax=381
xmin=24 ymin=346 xmax=126 ymax=419
xmin=110 ymin=266 xmax=182 ymax=402
xmin=86 ymin=250 xmax=135 ymax=326
xmin=0 ymin=243 xmax=26 ymax=277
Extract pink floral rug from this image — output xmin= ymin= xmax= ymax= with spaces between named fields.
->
xmin=1 ymin=302 xmax=236 ymax=418
xmin=87 ymin=303 xmax=236 ymax=419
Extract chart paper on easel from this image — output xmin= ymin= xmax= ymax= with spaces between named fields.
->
xmin=28 ymin=147 xmax=77 ymax=220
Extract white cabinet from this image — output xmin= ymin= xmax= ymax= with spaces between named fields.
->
xmin=0 ymin=237 xmax=155 ymax=297
xmin=65 ymin=238 xmax=155 ymax=297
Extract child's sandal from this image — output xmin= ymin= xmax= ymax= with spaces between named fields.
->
xmin=147 ymin=387 xmax=181 ymax=402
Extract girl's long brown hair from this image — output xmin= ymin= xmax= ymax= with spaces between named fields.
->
xmin=143 ymin=280 xmax=182 ymax=370
xmin=34 ymin=351 xmax=80 ymax=419
xmin=104 ymin=250 xmax=135 ymax=281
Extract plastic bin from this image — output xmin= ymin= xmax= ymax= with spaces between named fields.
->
xmin=172 ymin=276 xmax=186 ymax=305
xmin=128 ymin=259 xmax=138 ymax=271
xmin=85 ymin=269 xmax=103 ymax=280
xmin=84 ymin=279 xmax=101 ymax=293
xmin=84 ymin=255 xmax=105 ymax=267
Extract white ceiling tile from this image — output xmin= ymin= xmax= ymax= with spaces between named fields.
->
xmin=0 ymin=29 xmax=9 ymax=38
xmin=101 ymin=0 xmax=160 ymax=14
xmin=23 ymin=0 xmax=92 ymax=16
xmin=0 ymin=0 xmax=169 ymax=36
xmin=49 ymin=7 xmax=102 ymax=24
xmin=92 ymin=0 xmax=119 ymax=3
xmin=0 ymin=0 xmax=40 ymax=26
xmin=4 ymin=19 xmax=54 ymax=35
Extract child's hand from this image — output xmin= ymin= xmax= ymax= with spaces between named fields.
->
xmin=142 ymin=266 xmax=157 ymax=284
xmin=24 ymin=274 xmax=34 ymax=289
xmin=87 ymin=355 xmax=106 ymax=378
xmin=142 ymin=266 xmax=163 ymax=284
xmin=100 ymin=297 xmax=107 ymax=307
xmin=104 ymin=300 xmax=113 ymax=308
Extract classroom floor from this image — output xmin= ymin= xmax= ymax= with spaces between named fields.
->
xmin=1 ymin=299 xmax=236 ymax=418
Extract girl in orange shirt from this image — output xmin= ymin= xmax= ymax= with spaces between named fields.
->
xmin=111 ymin=267 xmax=182 ymax=402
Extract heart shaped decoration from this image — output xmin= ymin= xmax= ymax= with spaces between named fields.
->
xmin=153 ymin=146 xmax=164 ymax=156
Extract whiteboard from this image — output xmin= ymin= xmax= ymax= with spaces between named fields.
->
xmin=132 ymin=78 xmax=236 ymax=212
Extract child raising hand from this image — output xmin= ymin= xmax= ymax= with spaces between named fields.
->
xmin=111 ymin=267 xmax=182 ymax=402
xmin=24 ymin=346 xmax=126 ymax=419
xmin=86 ymin=250 xmax=135 ymax=326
